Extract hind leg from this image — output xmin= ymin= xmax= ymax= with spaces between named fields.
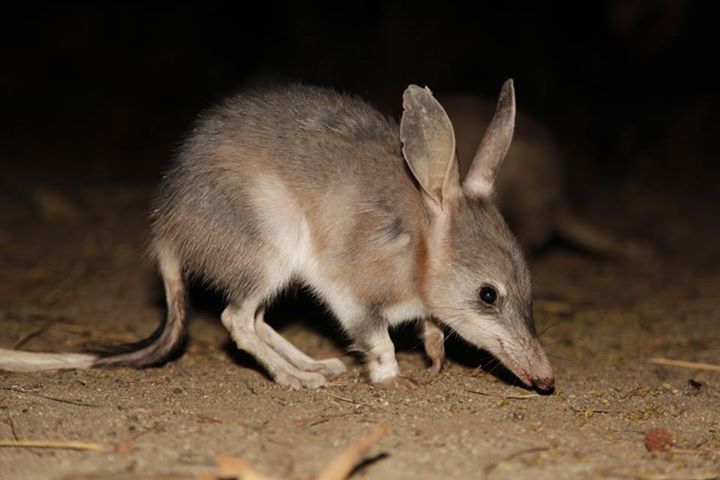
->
xmin=221 ymin=300 xmax=327 ymax=389
xmin=254 ymin=309 xmax=346 ymax=375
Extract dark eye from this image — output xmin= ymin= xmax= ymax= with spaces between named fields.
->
xmin=479 ymin=286 xmax=497 ymax=306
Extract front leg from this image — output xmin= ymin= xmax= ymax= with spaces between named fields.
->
xmin=359 ymin=327 xmax=400 ymax=383
xmin=327 ymin=296 xmax=415 ymax=388
xmin=340 ymin=311 xmax=399 ymax=382
xmin=422 ymin=319 xmax=445 ymax=375
xmin=352 ymin=325 xmax=417 ymax=389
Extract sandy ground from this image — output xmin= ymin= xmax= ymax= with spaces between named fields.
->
xmin=0 ymin=177 xmax=719 ymax=480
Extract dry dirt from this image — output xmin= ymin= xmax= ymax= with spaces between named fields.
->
xmin=1 ymin=177 xmax=719 ymax=480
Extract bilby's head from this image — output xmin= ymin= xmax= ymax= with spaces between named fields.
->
xmin=400 ymin=80 xmax=554 ymax=391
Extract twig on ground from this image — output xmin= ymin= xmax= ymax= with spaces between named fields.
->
xmin=640 ymin=473 xmax=718 ymax=480
xmin=0 ymin=439 xmax=103 ymax=450
xmin=217 ymin=452 xmax=272 ymax=480
xmin=648 ymin=358 xmax=720 ymax=373
xmin=315 ymin=423 xmax=391 ymax=480
xmin=3 ymin=415 xmax=19 ymax=441
xmin=598 ymin=464 xmax=719 ymax=480
xmin=3 ymin=385 xmax=102 ymax=408
xmin=210 ymin=424 xmax=391 ymax=480
xmin=466 ymin=388 xmax=540 ymax=400
xmin=245 ymin=381 xmax=260 ymax=396
xmin=568 ymin=405 xmax=626 ymax=415
xmin=329 ymin=395 xmax=374 ymax=408
xmin=624 ymin=471 xmax=717 ymax=480
xmin=310 ymin=418 xmax=330 ymax=427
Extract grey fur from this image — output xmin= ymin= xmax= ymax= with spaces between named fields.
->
xmin=463 ymin=80 xmax=516 ymax=199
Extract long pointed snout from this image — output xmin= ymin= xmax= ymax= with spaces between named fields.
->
xmin=526 ymin=342 xmax=554 ymax=392
xmin=447 ymin=313 xmax=555 ymax=391
xmin=501 ymin=339 xmax=555 ymax=392
xmin=530 ymin=358 xmax=554 ymax=391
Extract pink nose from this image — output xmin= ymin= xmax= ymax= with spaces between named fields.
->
xmin=531 ymin=362 xmax=555 ymax=391
xmin=532 ymin=375 xmax=555 ymax=391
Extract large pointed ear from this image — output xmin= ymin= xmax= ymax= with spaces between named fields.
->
xmin=400 ymin=85 xmax=459 ymax=208
xmin=462 ymin=79 xmax=516 ymax=200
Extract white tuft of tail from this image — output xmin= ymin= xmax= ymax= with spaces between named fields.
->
xmin=0 ymin=348 xmax=96 ymax=372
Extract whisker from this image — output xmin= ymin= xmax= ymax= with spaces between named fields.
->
xmin=546 ymin=352 xmax=580 ymax=367
xmin=536 ymin=318 xmax=566 ymax=337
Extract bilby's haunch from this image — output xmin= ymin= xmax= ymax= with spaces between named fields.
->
xmin=0 ymin=81 xmax=554 ymax=391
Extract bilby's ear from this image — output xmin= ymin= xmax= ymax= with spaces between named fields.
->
xmin=400 ymin=85 xmax=459 ymax=208
xmin=462 ymin=79 xmax=516 ymax=200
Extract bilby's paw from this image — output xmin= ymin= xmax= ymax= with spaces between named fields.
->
xmin=275 ymin=371 xmax=328 ymax=389
xmin=310 ymin=357 xmax=347 ymax=375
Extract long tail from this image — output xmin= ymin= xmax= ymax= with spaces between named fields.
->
xmin=0 ymin=244 xmax=188 ymax=372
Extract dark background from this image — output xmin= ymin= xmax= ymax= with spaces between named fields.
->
xmin=1 ymin=1 xmax=718 ymax=192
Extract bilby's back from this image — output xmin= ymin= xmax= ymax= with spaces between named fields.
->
xmin=151 ymin=85 xmax=425 ymax=310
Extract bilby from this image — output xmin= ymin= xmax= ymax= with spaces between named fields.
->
xmin=0 ymin=81 xmax=554 ymax=391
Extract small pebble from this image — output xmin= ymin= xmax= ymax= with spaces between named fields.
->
xmin=644 ymin=427 xmax=672 ymax=452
